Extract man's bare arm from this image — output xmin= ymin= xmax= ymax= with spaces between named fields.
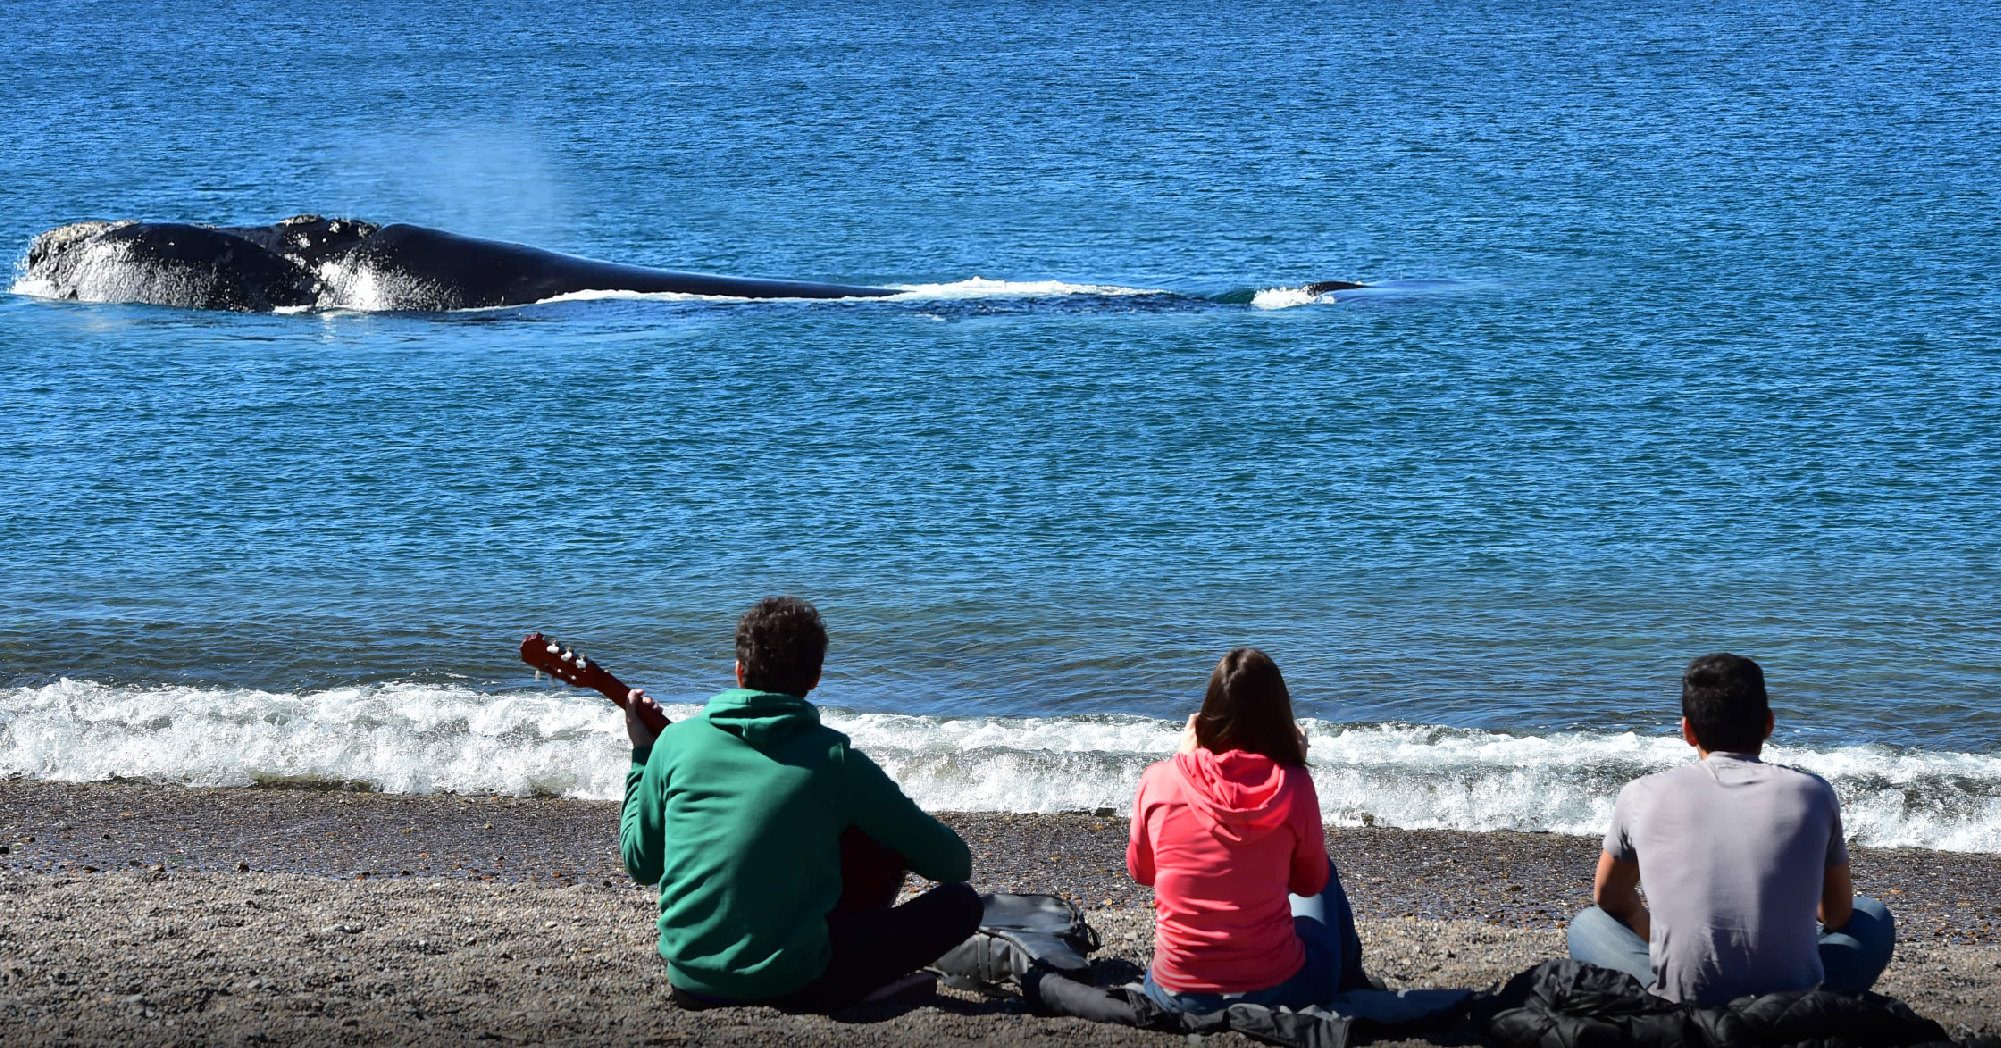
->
xmin=1594 ymin=850 xmax=1650 ymax=941
xmin=1820 ymin=862 xmax=1854 ymax=932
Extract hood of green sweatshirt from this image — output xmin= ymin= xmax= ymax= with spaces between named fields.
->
xmin=702 ymin=688 xmax=822 ymax=748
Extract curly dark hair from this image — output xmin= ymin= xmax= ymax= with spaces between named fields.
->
xmin=735 ymin=596 xmax=828 ymax=696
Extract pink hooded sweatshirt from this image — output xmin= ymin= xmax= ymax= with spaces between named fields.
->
xmin=1127 ymin=748 xmax=1330 ymax=993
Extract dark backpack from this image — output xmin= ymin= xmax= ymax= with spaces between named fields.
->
xmin=931 ymin=893 xmax=1104 ymax=993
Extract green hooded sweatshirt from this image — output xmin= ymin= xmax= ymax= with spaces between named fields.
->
xmin=620 ymin=688 xmax=972 ymax=999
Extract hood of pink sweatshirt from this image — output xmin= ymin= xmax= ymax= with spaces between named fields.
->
xmin=1172 ymin=748 xmax=1292 ymax=844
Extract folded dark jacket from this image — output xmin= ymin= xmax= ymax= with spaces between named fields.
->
xmin=1026 ymin=970 xmax=1477 ymax=1048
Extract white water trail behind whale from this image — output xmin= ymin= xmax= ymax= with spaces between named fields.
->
xmin=515 ymin=277 xmax=1178 ymax=309
xmin=11 ymin=262 xmax=1466 ymax=313
xmin=4 ymin=225 xmax=1375 ymax=313
xmin=473 ymin=276 xmax=1372 ymax=312
xmin=5 ymin=678 xmax=1998 ymax=853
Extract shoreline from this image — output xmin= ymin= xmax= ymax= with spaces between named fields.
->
xmin=6 ymin=778 xmax=1999 ymax=943
xmin=3 ymin=779 xmax=1999 ymax=1044
xmin=5 ymin=870 xmax=1996 ymax=1047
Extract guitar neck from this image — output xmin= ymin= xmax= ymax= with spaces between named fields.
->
xmin=519 ymin=632 xmax=669 ymax=734
xmin=578 ymin=671 xmax=631 ymax=706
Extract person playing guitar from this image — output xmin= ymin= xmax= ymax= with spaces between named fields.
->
xmin=523 ymin=597 xmax=979 ymax=1010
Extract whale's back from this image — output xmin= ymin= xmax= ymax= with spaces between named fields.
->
xmin=341 ymin=224 xmax=900 ymax=309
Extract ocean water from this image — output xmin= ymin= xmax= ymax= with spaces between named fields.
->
xmin=3 ymin=1 xmax=1999 ymax=849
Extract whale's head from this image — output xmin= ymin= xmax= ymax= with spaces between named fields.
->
xmin=20 ymin=220 xmax=320 ymax=311
xmin=24 ymin=220 xmax=133 ymax=276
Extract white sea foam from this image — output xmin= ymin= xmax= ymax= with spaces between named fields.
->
xmin=884 ymin=277 xmax=1163 ymax=300
xmin=517 ymin=287 xmax=729 ymax=306
xmin=1250 ymin=277 xmax=1492 ymax=309
xmin=524 ymin=277 xmax=1173 ymax=305
xmin=0 ymin=679 xmax=682 ymax=797
xmin=5 ymin=679 xmax=1997 ymax=852
xmin=1249 ymin=286 xmax=1337 ymax=309
xmin=490 ymin=277 xmax=1164 ymax=310
xmin=9 ymin=276 xmax=60 ymax=299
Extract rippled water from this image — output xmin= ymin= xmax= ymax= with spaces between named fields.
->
xmin=3 ymin=0 xmax=1998 ymax=844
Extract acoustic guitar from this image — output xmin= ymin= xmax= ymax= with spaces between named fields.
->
xmin=518 ymin=631 xmax=906 ymax=910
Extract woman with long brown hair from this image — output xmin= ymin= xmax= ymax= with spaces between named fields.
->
xmin=1125 ymin=648 xmax=1366 ymax=1012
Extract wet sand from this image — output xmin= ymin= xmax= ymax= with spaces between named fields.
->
xmin=4 ymin=779 xmax=1999 ymax=1045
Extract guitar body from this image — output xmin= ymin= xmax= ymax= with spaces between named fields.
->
xmin=520 ymin=632 xmax=909 ymax=909
xmin=836 ymin=826 xmax=908 ymax=912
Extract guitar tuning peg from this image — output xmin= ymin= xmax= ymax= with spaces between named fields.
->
xmin=545 ymin=643 xmax=560 ymax=654
xmin=575 ymin=657 xmax=588 ymax=669
xmin=561 ymin=651 xmax=574 ymax=662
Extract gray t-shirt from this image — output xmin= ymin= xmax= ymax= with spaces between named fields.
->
xmin=1604 ymin=752 xmax=1847 ymax=1005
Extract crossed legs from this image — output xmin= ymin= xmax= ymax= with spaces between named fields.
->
xmin=1566 ymin=897 xmax=1895 ymax=993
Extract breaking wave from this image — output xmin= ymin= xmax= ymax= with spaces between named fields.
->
xmin=7 ymin=678 xmax=1992 ymax=851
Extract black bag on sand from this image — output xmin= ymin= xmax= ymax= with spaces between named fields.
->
xmin=930 ymin=893 xmax=1104 ymax=993
xmin=1486 ymin=959 xmax=1992 ymax=1048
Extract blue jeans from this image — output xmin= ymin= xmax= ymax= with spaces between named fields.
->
xmin=1144 ymin=860 xmax=1366 ymax=1013
xmin=1566 ymin=896 xmax=1895 ymax=993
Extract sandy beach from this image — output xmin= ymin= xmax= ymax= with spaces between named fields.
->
xmin=5 ymin=779 xmax=1999 ymax=1045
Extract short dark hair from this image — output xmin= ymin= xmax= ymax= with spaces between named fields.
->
xmin=1681 ymin=653 xmax=1770 ymax=753
xmin=735 ymin=597 xmax=827 ymax=696
xmin=1195 ymin=648 xmax=1307 ymax=766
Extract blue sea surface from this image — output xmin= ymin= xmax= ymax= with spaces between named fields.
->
xmin=2 ymin=0 xmax=1999 ymax=841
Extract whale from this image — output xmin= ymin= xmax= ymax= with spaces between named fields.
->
xmin=20 ymin=215 xmax=901 ymax=312
xmin=19 ymin=214 xmax=1363 ymax=313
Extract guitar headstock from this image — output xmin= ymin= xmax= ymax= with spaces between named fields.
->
xmin=519 ymin=631 xmax=669 ymax=734
xmin=519 ymin=631 xmax=625 ymax=698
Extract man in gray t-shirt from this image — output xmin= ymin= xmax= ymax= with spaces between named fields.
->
xmin=1566 ymin=654 xmax=1895 ymax=1005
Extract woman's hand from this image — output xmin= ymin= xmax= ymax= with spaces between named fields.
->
xmin=1177 ymin=713 xmax=1200 ymax=755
